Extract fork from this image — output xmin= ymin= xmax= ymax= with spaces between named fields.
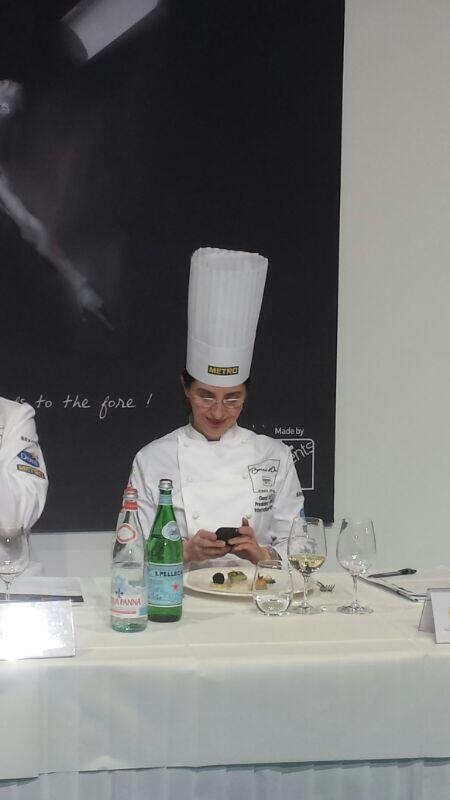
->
xmin=317 ymin=580 xmax=335 ymax=592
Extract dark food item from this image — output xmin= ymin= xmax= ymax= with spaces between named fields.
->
xmin=212 ymin=572 xmax=225 ymax=584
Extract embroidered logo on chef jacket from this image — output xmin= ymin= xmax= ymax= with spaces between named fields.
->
xmin=254 ymin=490 xmax=276 ymax=514
xmin=17 ymin=450 xmax=40 ymax=468
xmin=21 ymin=435 xmax=38 ymax=445
xmin=247 ymin=459 xmax=280 ymax=493
xmin=17 ymin=464 xmax=46 ymax=479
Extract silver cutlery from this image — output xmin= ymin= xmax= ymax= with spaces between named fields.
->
xmin=317 ymin=581 xmax=335 ymax=592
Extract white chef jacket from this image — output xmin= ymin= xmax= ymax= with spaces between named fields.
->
xmin=130 ymin=422 xmax=304 ymax=569
xmin=0 ymin=397 xmax=48 ymax=530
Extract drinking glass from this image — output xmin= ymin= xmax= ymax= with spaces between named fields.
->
xmin=0 ymin=528 xmax=30 ymax=601
xmin=288 ymin=516 xmax=327 ymax=615
xmin=336 ymin=518 xmax=376 ymax=614
xmin=252 ymin=559 xmax=293 ymax=616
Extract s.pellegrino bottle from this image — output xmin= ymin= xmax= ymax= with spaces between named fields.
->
xmin=111 ymin=486 xmax=148 ymax=632
xmin=147 ymin=478 xmax=183 ymax=622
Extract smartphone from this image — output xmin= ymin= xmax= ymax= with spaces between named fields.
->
xmin=215 ymin=527 xmax=238 ymax=545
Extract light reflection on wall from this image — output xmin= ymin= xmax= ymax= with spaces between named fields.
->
xmin=62 ymin=0 xmax=160 ymax=61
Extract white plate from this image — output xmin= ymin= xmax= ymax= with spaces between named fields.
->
xmin=184 ymin=566 xmax=309 ymax=598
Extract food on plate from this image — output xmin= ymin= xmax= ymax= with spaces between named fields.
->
xmin=211 ymin=571 xmax=232 ymax=590
xmin=255 ymin=573 xmax=276 ymax=590
xmin=210 ymin=569 xmax=248 ymax=591
xmin=228 ymin=570 xmax=247 ymax=584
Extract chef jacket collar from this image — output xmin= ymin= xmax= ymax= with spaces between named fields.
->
xmin=185 ymin=421 xmax=247 ymax=445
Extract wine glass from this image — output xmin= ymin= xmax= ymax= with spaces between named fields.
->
xmin=252 ymin=559 xmax=293 ymax=616
xmin=336 ymin=518 xmax=376 ymax=614
xmin=0 ymin=528 xmax=30 ymax=601
xmin=288 ymin=516 xmax=327 ymax=614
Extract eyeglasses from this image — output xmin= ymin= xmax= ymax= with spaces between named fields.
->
xmin=191 ymin=395 xmax=244 ymax=410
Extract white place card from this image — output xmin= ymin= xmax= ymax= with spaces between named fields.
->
xmin=2 ymin=576 xmax=84 ymax=604
xmin=418 ymin=594 xmax=434 ymax=633
xmin=0 ymin=600 xmax=75 ymax=660
xmin=418 ymin=588 xmax=450 ymax=642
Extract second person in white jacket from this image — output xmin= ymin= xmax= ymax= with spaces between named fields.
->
xmin=0 ymin=396 xmax=48 ymax=531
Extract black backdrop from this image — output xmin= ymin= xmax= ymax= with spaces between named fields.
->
xmin=0 ymin=0 xmax=344 ymax=531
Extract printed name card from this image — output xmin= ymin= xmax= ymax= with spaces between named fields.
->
xmin=419 ymin=588 xmax=450 ymax=643
xmin=0 ymin=600 xmax=75 ymax=660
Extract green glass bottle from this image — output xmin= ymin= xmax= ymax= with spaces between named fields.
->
xmin=147 ymin=478 xmax=183 ymax=622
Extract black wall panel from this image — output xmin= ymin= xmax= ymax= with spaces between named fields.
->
xmin=0 ymin=0 xmax=344 ymax=530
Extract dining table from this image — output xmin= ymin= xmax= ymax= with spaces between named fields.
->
xmin=1 ymin=569 xmax=450 ymax=800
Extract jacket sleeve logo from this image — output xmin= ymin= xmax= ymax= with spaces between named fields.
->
xmin=247 ymin=459 xmax=280 ymax=493
xmin=17 ymin=450 xmax=40 ymax=468
xmin=17 ymin=464 xmax=46 ymax=479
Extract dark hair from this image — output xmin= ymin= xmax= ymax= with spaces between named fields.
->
xmin=181 ymin=368 xmax=251 ymax=388
xmin=181 ymin=368 xmax=195 ymax=388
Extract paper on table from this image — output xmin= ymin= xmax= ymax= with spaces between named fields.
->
xmin=361 ymin=568 xmax=450 ymax=602
xmin=0 ymin=576 xmax=84 ymax=604
xmin=429 ymin=589 xmax=450 ymax=643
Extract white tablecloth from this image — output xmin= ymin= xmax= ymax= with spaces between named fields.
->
xmin=3 ymin=759 xmax=450 ymax=800
xmin=1 ymin=573 xmax=450 ymax=784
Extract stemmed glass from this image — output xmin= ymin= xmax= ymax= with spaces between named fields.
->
xmin=0 ymin=528 xmax=30 ymax=601
xmin=336 ymin=518 xmax=376 ymax=614
xmin=288 ymin=516 xmax=327 ymax=614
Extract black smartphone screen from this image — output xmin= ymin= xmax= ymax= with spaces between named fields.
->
xmin=215 ymin=527 xmax=238 ymax=544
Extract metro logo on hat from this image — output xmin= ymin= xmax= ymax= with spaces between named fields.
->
xmin=186 ymin=248 xmax=268 ymax=387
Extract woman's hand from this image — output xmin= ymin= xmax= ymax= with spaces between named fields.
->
xmin=228 ymin=517 xmax=268 ymax=565
xmin=183 ymin=530 xmax=230 ymax=564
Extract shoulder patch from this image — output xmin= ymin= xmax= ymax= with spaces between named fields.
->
xmin=17 ymin=464 xmax=46 ymax=479
xmin=17 ymin=450 xmax=40 ymax=468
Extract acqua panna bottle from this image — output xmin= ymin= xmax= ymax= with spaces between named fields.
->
xmin=111 ymin=486 xmax=148 ymax=632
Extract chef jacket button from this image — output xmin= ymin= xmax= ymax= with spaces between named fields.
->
xmin=192 ymin=512 xmax=199 ymax=520
xmin=245 ymin=513 xmax=253 ymax=520
xmin=242 ymin=473 xmax=248 ymax=480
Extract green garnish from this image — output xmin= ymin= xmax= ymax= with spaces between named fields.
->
xmin=228 ymin=570 xmax=247 ymax=582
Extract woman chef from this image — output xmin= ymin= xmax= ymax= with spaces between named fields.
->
xmin=130 ymin=248 xmax=304 ymax=570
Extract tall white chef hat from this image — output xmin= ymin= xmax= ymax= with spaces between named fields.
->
xmin=186 ymin=247 xmax=268 ymax=387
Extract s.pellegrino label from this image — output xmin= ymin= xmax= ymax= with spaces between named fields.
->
xmin=146 ymin=478 xmax=183 ymax=622
xmin=148 ymin=562 xmax=183 ymax=607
